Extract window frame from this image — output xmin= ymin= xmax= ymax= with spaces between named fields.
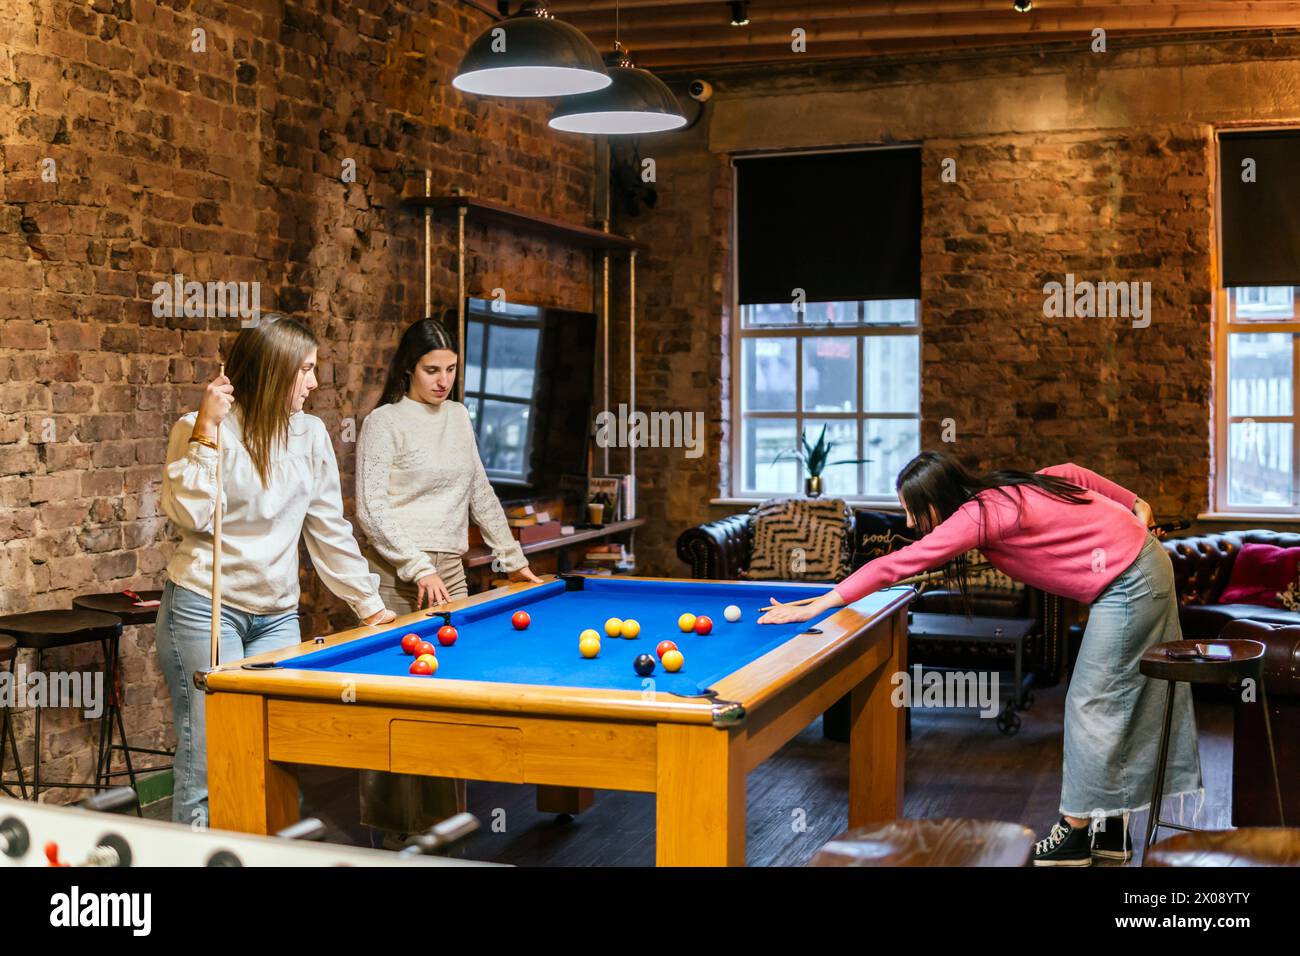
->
xmin=1213 ymin=125 xmax=1300 ymax=515
xmin=462 ymin=301 xmax=545 ymax=486
xmin=727 ymin=145 xmax=923 ymax=504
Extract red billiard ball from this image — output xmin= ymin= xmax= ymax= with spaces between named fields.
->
xmin=694 ymin=616 xmax=713 ymax=636
xmin=409 ymin=659 xmax=434 ymax=676
xmin=655 ymin=640 xmax=678 ymax=660
xmin=413 ymin=640 xmax=436 ymax=658
xmin=437 ymin=625 xmax=458 ymax=647
xmin=512 ymin=611 xmax=531 ymax=630
xmin=400 ymin=633 xmax=421 ymax=655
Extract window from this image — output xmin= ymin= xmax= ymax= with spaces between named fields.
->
xmin=731 ymin=147 xmax=922 ymax=500
xmin=463 ymin=300 xmax=543 ymax=483
xmin=1216 ymin=130 xmax=1300 ymax=511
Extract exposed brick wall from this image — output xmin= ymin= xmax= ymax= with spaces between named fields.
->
xmin=1 ymin=0 xmax=594 ymax=798
xmin=616 ymin=36 xmax=1300 ymax=578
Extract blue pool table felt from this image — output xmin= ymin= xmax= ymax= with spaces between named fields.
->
xmin=279 ymin=578 xmax=848 ymax=696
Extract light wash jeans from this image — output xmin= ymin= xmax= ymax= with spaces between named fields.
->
xmin=1062 ymin=535 xmax=1203 ymax=823
xmin=154 ymin=579 xmax=302 ymax=825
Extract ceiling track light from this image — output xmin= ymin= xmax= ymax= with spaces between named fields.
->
xmin=1012 ymin=0 xmax=1033 ymax=12
xmin=454 ymin=0 xmax=610 ymax=98
xmin=730 ymin=1 xmax=750 ymax=27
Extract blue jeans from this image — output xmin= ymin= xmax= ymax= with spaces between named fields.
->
xmin=1062 ymin=535 xmax=1203 ymax=822
xmin=155 ymin=580 xmax=302 ymax=825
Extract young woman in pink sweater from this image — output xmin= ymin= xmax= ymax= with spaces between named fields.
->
xmin=759 ymin=451 xmax=1202 ymax=866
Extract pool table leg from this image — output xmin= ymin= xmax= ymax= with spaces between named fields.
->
xmin=536 ymin=785 xmax=595 ymax=815
xmin=847 ymin=613 xmax=906 ymax=827
xmin=206 ymin=692 xmax=298 ymax=835
xmin=655 ymin=723 xmax=745 ymax=866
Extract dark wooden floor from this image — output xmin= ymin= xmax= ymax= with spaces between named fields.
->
xmin=150 ymin=679 xmax=1234 ymax=866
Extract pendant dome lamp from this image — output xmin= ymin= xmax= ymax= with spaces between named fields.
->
xmin=453 ymin=1 xmax=611 ymax=98
xmin=549 ymin=43 xmax=687 ymax=135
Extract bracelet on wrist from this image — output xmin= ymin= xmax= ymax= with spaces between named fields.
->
xmin=189 ymin=433 xmax=218 ymax=450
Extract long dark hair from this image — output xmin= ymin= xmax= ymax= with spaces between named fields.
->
xmin=378 ymin=314 xmax=458 ymax=407
xmin=897 ymin=451 xmax=1090 ymax=609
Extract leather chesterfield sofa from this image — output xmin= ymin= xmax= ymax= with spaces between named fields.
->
xmin=1161 ymin=530 xmax=1300 ymax=637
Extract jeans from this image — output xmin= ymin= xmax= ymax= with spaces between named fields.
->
xmin=1061 ymin=535 xmax=1203 ymax=822
xmin=154 ymin=579 xmax=302 ymax=825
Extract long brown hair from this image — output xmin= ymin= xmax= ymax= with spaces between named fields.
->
xmin=224 ymin=314 xmax=318 ymax=487
xmin=897 ymin=451 xmax=1090 ymax=611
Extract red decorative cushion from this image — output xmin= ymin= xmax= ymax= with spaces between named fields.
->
xmin=1218 ymin=543 xmax=1300 ymax=607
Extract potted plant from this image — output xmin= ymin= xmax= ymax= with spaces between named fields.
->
xmin=771 ymin=426 xmax=869 ymax=498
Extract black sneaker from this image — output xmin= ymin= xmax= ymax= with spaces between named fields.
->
xmin=1031 ymin=817 xmax=1092 ymax=867
xmin=1090 ymin=816 xmax=1133 ymax=862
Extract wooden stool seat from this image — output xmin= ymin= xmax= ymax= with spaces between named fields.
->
xmin=0 ymin=609 xmax=122 ymax=651
xmin=810 ymin=819 xmax=1035 ymax=867
xmin=1145 ymin=828 xmax=1300 ymax=867
xmin=72 ymin=591 xmax=163 ymax=628
xmin=1140 ymin=639 xmax=1266 ymax=685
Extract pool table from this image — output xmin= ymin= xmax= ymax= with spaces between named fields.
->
xmin=202 ymin=575 xmax=911 ymax=866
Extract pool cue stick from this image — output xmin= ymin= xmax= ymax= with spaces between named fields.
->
xmin=210 ymin=362 xmax=224 ymax=670
xmin=758 ymin=560 xmax=994 ymax=612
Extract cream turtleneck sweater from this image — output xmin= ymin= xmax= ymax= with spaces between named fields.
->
xmin=355 ymin=396 xmax=527 ymax=583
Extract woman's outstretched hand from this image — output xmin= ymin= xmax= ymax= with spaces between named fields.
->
xmin=363 ymin=608 xmax=396 ymax=626
xmin=758 ymin=598 xmax=817 ymax=625
xmin=509 ymin=566 xmax=543 ymax=584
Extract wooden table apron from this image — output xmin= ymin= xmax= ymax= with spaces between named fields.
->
xmin=201 ymin=577 xmax=912 ymax=866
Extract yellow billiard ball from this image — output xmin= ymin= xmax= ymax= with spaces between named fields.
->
xmin=677 ymin=613 xmax=697 ymax=633
xmin=619 ymin=618 xmax=641 ymax=639
xmin=604 ymin=617 xmax=624 ymax=637
xmin=661 ymin=649 xmax=684 ymax=672
xmin=418 ymin=654 xmax=439 ymax=674
xmin=580 ymin=628 xmax=601 ymax=643
xmin=579 ymin=636 xmax=602 ymax=659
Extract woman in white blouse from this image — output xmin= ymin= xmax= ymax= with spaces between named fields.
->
xmin=157 ymin=315 xmax=395 ymax=825
xmin=355 ymin=316 xmax=540 ymax=837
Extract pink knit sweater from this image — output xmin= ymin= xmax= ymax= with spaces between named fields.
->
xmin=834 ymin=463 xmax=1148 ymax=606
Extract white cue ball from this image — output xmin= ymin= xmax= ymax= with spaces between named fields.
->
xmin=724 ymin=604 xmax=742 ymax=623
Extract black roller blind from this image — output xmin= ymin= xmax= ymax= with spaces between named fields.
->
xmin=1220 ymin=131 xmax=1300 ymax=287
xmin=735 ymin=147 xmax=921 ymax=305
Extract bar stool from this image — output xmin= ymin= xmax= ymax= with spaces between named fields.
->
xmin=0 ymin=609 xmax=122 ymax=801
xmin=810 ymin=819 xmax=1036 ymax=867
xmin=0 ymin=634 xmax=26 ymax=798
xmin=1139 ymin=639 xmax=1285 ymax=861
xmin=72 ymin=590 xmax=169 ymax=797
xmin=1144 ymin=828 xmax=1300 ymax=867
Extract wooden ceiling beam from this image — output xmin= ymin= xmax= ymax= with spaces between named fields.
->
xmin=633 ymin=32 xmax=1106 ymax=69
xmin=549 ymin=0 xmax=1300 ymax=16
xmin=569 ymin=5 xmax=1300 ymax=52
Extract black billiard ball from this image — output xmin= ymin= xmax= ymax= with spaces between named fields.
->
xmin=634 ymin=653 xmax=656 ymax=677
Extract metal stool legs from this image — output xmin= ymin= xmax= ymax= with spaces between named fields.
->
xmin=1142 ymin=679 xmax=1178 ymax=856
xmin=0 ymin=657 xmax=28 ymax=799
xmin=1143 ymin=676 xmax=1287 ymax=863
xmin=1258 ymin=682 xmax=1287 ymax=827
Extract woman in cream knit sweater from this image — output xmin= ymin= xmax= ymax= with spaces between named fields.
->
xmin=355 ymin=316 xmax=540 ymax=836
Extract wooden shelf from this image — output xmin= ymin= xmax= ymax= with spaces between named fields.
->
xmin=464 ymin=517 xmax=646 ymax=569
xmin=402 ymin=193 xmax=647 ymax=252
